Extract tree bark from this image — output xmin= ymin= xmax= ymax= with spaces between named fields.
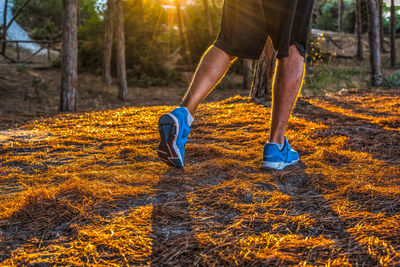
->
xmin=175 ymin=0 xmax=192 ymax=65
xmin=356 ymin=0 xmax=364 ymax=60
xmin=367 ymin=0 xmax=382 ymax=86
xmin=175 ymin=0 xmax=184 ymax=50
xmin=2 ymin=0 xmax=8 ymax=54
xmin=391 ymin=0 xmax=397 ymax=67
xmin=138 ymin=0 xmax=144 ymax=21
xmin=338 ymin=0 xmax=344 ymax=32
xmin=242 ymin=59 xmax=253 ymax=90
xmin=314 ymin=0 xmax=321 ymax=26
xmin=103 ymin=0 xmax=115 ymax=86
xmin=250 ymin=38 xmax=276 ymax=105
xmin=2 ymin=0 xmax=7 ymax=31
xmin=115 ymin=0 xmax=128 ymax=101
xmin=60 ymin=0 xmax=78 ymax=112
xmin=377 ymin=0 xmax=386 ymax=52
xmin=202 ymin=0 xmax=213 ymax=38
xmin=211 ymin=0 xmax=218 ymax=14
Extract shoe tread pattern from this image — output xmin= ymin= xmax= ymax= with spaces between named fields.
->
xmin=157 ymin=115 xmax=180 ymax=167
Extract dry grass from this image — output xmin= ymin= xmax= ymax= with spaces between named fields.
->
xmin=0 ymin=88 xmax=399 ymax=266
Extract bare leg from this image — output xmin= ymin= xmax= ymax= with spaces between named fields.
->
xmin=181 ymin=45 xmax=236 ymax=115
xmin=269 ymin=45 xmax=305 ymax=144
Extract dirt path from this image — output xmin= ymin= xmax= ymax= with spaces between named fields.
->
xmin=0 ymin=88 xmax=399 ymax=265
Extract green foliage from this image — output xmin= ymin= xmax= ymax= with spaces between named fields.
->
xmin=314 ymin=0 xmax=360 ymax=33
xmin=77 ymin=13 xmax=104 ymax=74
xmin=382 ymin=6 xmax=400 ymax=34
xmin=122 ymin=0 xmax=182 ymax=86
xmin=32 ymin=77 xmax=50 ymax=96
xmin=13 ymin=0 xmax=98 ymax=40
xmin=183 ymin=2 xmax=220 ymax=67
xmin=24 ymin=77 xmax=51 ymax=103
xmin=13 ymin=0 xmax=62 ymax=32
xmin=15 ymin=64 xmax=30 ymax=74
xmin=31 ymin=18 xmax=61 ymax=40
xmin=317 ymin=2 xmax=337 ymax=32
xmin=12 ymin=0 xmax=215 ymax=85
xmin=315 ymin=0 xmax=400 ymax=34
xmin=78 ymin=0 xmax=181 ymax=86
xmin=51 ymin=56 xmax=61 ymax=69
xmin=383 ymin=70 xmax=400 ymax=87
xmin=305 ymin=64 xmax=366 ymax=95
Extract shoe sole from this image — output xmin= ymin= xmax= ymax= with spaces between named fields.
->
xmin=260 ymin=159 xmax=299 ymax=171
xmin=157 ymin=113 xmax=184 ymax=168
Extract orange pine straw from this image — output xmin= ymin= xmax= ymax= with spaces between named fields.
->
xmin=0 ymin=88 xmax=399 ymax=265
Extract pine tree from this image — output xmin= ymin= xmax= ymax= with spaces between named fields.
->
xmin=377 ymin=0 xmax=386 ymax=52
xmin=338 ymin=0 xmax=344 ymax=32
xmin=202 ymin=0 xmax=213 ymax=38
xmin=356 ymin=0 xmax=364 ymax=60
xmin=391 ymin=0 xmax=397 ymax=67
xmin=1 ymin=0 xmax=8 ymax=54
xmin=115 ymin=0 xmax=128 ymax=101
xmin=367 ymin=0 xmax=382 ymax=86
xmin=250 ymin=38 xmax=276 ymax=105
xmin=60 ymin=0 xmax=78 ymax=111
xmin=103 ymin=0 xmax=115 ymax=86
xmin=242 ymin=59 xmax=253 ymax=90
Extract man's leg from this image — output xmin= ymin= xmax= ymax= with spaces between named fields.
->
xmin=261 ymin=44 xmax=304 ymax=170
xmin=269 ymin=44 xmax=305 ymax=144
xmin=158 ymin=45 xmax=235 ymax=168
xmin=181 ymin=45 xmax=237 ymax=116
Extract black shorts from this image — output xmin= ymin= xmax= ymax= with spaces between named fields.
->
xmin=214 ymin=0 xmax=315 ymax=59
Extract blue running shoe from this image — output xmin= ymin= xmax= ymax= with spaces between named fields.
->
xmin=157 ymin=107 xmax=193 ymax=168
xmin=261 ymin=136 xmax=300 ymax=170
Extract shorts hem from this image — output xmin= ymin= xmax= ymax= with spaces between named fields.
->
xmin=276 ymin=42 xmax=307 ymax=59
xmin=214 ymin=40 xmax=261 ymax=60
xmin=214 ymin=40 xmax=307 ymax=60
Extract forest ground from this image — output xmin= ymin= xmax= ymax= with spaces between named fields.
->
xmin=0 ymin=58 xmax=399 ymax=265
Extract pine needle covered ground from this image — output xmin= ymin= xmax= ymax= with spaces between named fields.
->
xmin=0 ymin=88 xmax=399 ymax=266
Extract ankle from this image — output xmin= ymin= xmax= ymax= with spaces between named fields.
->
xmin=269 ymin=135 xmax=285 ymax=145
xmin=269 ymin=142 xmax=284 ymax=151
xmin=180 ymin=106 xmax=194 ymax=126
xmin=180 ymin=103 xmax=195 ymax=117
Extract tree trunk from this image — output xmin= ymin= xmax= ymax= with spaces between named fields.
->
xmin=242 ymin=59 xmax=253 ymax=90
xmin=2 ymin=0 xmax=7 ymax=31
xmin=356 ymin=0 xmax=364 ymax=60
xmin=60 ymin=0 xmax=78 ymax=112
xmin=367 ymin=0 xmax=382 ymax=86
xmin=138 ymin=0 xmax=144 ymax=21
xmin=115 ymin=0 xmax=128 ymax=101
xmin=2 ymin=0 xmax=8 ymax=54
xmin=314 ymin=0 xmax=321 ymax=26
xmin=103 ymin=0 xmax=115 ymax=86
xmin=211 ymin=0 xmax=219 ymax=14
xmin=175 ymin=0 xmax=184 ymax=50
xmin=250 ymin=38 xmax=276 ymax=105
xmin=202 ymin=0 xmax=213 ymax=38
xmin=211 ymin=0 xmax=218 ymax=14
xmin=175 ymin=0 xmax=192 ymax=65
xmin=391 ymin=0 xmax=397 ymax=68
xmin=378 ymin=0 xmax=386 ymax=52
xmin=338 ymin=0 xmax=344 ymax=32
